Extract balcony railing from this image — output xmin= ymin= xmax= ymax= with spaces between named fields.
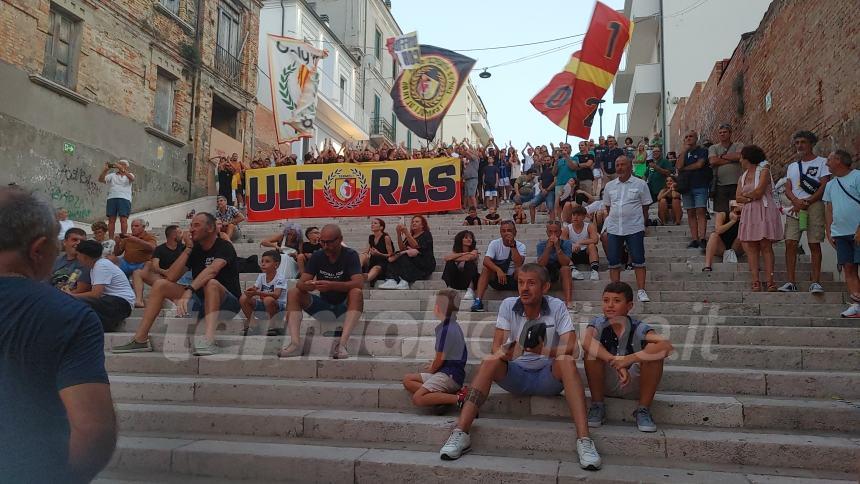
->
xmin=369 ymin=116 xmax=394 ymax=142
xmin=215 ymin=45 xmax=241 ymax=86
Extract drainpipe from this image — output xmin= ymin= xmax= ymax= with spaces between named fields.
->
xmin=659 ymin=0 xmax=667 ymax=150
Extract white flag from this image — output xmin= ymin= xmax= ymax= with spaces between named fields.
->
xmin=267 ymin=34 xmax=328 ymax=144
xmin=386 ymin=32 xmax=421 ymax=69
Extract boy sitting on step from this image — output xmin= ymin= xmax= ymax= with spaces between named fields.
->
xmin=581 ymin=282 xmax=673 ymax=432
xmin=402 ymin=289 xmax=468 ymax=410
xmin=238 ymin=250 xmax=287 ymax=336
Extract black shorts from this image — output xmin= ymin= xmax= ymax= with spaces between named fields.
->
xmin=545 ymin=262 xmax=561 ymax=283
xmin=571 ymin=249 xmax=591 ymax=265
xmin=488 ymin=272 xmax=518 ymax=290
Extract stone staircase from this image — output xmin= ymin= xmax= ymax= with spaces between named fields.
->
xmin=98 ymin=213 xmax=859 ymax=483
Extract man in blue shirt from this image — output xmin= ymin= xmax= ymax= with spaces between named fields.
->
xmin=675 ymin=130 xmax=712 ymax=248
xmin=823 ymin=150 xmax=860 ymax=318
xmin=0 ymin=187 xmax=117 ymax=482
xmin=536 ymin=221 xmax=574 ymax=309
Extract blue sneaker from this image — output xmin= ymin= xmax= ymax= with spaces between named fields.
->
xmin=470 ymin=298 xmax=485 ymax=312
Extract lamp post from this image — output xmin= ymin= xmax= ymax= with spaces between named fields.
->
xmin=597 ymin=99 xmax=606 ymax=138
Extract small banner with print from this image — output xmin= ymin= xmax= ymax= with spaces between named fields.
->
xmin=246 ymin=157 xmax=462 ymax=221
xmin=386 ymin=31 xmax=421 ymax=69
xmin=391 ymin=45 xmax=476 ymax=141
xmin=266 ymin=34 xmax=328 ymax=144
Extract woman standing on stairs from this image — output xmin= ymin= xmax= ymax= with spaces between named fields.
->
xmin=379 ymin=215 xmax=436 ymax=290
xmin=736 ymin=145 xmax=783 ymax=292
xmin=442 ymin=230 xmax=480 ymax=300
xmin=360 ymin=218 xmax=395 ymax=287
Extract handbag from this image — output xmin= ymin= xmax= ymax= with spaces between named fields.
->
xmin=797 ymin=160 xmax=821 ymax=195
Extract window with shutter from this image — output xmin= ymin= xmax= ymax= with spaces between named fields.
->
xmin=43 ymin=7 xmax=81 ymax=88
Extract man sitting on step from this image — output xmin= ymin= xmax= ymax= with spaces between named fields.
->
xmin=581 ymin=282 xmax=674 ymax=433
xmin=535 ymin=221 xmax=575 ymax=309
xmin=470 ymin=220 xmax=526 ymax=312
xmin=440 ymin=263 xmax=602 ymax=471
xmin=277 ymin=224 xmax=363 ymax=360
xmin=112 ymin=212 xmax=241 ymax=356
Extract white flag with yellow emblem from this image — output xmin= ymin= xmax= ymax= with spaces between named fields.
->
xmin=267 ymin=34 xmax=328 ymax=144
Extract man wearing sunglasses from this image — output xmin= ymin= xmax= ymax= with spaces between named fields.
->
xmin=278 ymin=224 xmax=364 ymax=359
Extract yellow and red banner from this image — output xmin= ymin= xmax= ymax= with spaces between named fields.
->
xmin=246 ymin=158 xmax=462 ymax=221
xmin=531 ymin=2 xmax=633 ymax=138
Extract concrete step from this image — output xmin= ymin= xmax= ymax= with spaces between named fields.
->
xmin=108 ymin=375 xmax=860 ymax=433
xmin=103 ymin=354 xmax=860 ymax=400
xmin=109 ymin=406 xmax=858 ymax=473
xmin=105 ymin=435 xmax=857 ymax=483
xmin=116 ymin=317 xmax=860 ymax=347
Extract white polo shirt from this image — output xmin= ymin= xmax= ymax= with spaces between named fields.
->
xmin=602 ymin=176 xmax=652 ymax=236
xmin=496 ymin=296 xmax=574 ymax=370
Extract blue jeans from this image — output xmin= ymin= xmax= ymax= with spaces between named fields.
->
xmin=606 ymin=231 xmax=646 ymax=269
xmin=190 ymin=290 xmax=241 ymax=320
xmin=304 ymin=293 xmax=348 ymax=321
xmin=528 ymin=189 xmax=555 ymax=212
xmin=682 ymin=187 xmax=709 ymax=209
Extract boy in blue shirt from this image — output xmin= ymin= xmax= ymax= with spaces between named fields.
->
xmin=402 ymin=289 xmax=468 ymax=409
xmin=581 ymin=282 xmax=674 ymax=432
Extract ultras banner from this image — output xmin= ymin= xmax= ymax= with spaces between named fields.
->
xmin=246 ymin=158 xmax=462 ymax=221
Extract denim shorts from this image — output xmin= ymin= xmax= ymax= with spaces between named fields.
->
xmin=682 ymin=187 xmax=709 ymax=209
xmin=254 ymin=299 xmax=287 ymax=313
xmin=117 ymin=257 xmax=145 ymax=276
xmin=464 ymin=178 xmax=478 ymax=197
xmin=304 ymin=293 xmax=348 ymax=321
xmin=190 ymin=290 xmax=241 ymax=320
xmin=607 ymin=231 xmax=646 ymax=269
xmin=834 ymin=235 xmax=860 ymax=265
xmin=106 ymin=198 xmax=131 ymax=217
xmin=497 ymin=358 xmax=563 ymax=396
xmin=528 ymin=189 xmax=555 ymax=212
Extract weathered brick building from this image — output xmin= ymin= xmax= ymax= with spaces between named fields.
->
xmin=0 ymin=0 xmax=261 ymax=220
xmin=668 ymin=0 xmax=859 ymax=177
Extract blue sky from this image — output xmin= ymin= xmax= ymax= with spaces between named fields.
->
xmin=392 ymin=0 xmax=627 ymax=148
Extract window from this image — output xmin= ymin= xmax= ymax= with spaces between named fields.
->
xmin=374 ymin=28 xmax=382 ymax=60
xmin=373 ymin=94 xmax=381 ymax=120
xmin=217 ymin=3 xmax=241 ymax=57
xmin=392 ymin=58 xmax=397 ymax=81
xmin=339 ymin=76 xmax=346 ymax=106
xmin=154 ymin=70 xmax=175 ymax=133
xmin=43 ymin=7 xmax=82 ymax=88
xmin=211 ymin=95 xmax=239 ymax=138
xmin=160 ymin=0 xmax=179 ymax=14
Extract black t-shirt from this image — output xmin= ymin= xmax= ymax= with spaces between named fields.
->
xmin=301 ymin=242 xmax=321 ymax=255
xmin=684 ymin=147 xmax=712 ymax=188
xmin=0 ymin=277 xmax=108 ymax=481
xmin=304 ymin=247 xmax=362 ymax=304
xmin=186 ymin=238 xmax=240 ymax=298
xmin=217 ymin=167 xmax=232 ymax=192
xmin=153 ymin=243 xmax=186 ymax=271
xmin=539 ymin=164 xmax=555 ymax=190
xmin=464 ymin=215 xmax=482 ymax=226
xmin=575 ymin=153 xmax=595 ymax=181
xmin=601 ymin=148 xmax=625 ymax=174
xmin=483 ymin=164 xmax=499 ymax=188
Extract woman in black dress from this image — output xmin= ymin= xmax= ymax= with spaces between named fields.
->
xmin=359 ymin=218 xmax=394 ymax=286
xmin=442 ymin=230 xmax=479 ymax=299
xmin=379 ymin=215 xmax=436 ymax=290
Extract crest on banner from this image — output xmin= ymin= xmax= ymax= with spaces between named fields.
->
xmin=267 ymin=35 xmax=328 ymax=144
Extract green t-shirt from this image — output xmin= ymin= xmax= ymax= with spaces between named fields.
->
xmin=646 ymin=158 xmax=675 ymax=194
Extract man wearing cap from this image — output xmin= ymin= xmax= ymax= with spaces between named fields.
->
xmin=708 ymin=124 xmax=744 ymax=214
xmin=99 ymin=160 xmax=135 ymax=238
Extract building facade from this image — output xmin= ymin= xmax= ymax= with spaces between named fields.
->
xmin=256 ymin=0 xmax=368 ymax=155
xmin=612 ymin=0 xmax=770 ymax=148
xmin=0 ymin=0 xmax=261 ymax=221
xmin=437 ymin=78 xmax=492 ymax=146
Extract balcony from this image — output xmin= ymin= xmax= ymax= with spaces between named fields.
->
xmin=469 ymin=111 xmax=491 ymax=143
xmin=369 ymin=116 xmax=394 ymax=144
xmin=614 ymin=112 xmax=628 ymax=140
xmin=215 ymin=45 xmax=242 ymax=86
xmin=625 ymin=63 xmax=661 ymax=137
xmin=612 ymin=15 xmax=659 ymax=102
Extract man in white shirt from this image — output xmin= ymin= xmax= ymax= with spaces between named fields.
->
xmin=99 ymin=159 xmax=135 ymax=238
xmin=439 ymin=263 xmax=601 ymax=470
xmin=470 ymin=221 xmax=526 ymax=312
xmin=603 ymin=156 xmax=653 ymax=302
xmin=69 ymin=239 xmax=135 ymax=332
xmin=778 ymin=131 xmax=830 ymax=293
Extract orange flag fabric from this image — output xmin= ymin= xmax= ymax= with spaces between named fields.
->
xmin=530 ymin=51 xmax=582 ymax=130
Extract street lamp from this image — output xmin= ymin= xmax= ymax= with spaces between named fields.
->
xmin=596 ymin=99 xmax=606 ymax=138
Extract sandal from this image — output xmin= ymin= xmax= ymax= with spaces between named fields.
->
xmin=751 ymin=281 xmax=761 ymax=292
xmin=767 ymin=282 xmax=778 ymax=292
xmin=701 ymin=267 xmax=713 ymax=272
xmin=277 ymin=343 xmax=304 ymax=358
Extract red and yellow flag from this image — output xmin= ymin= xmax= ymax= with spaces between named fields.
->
xmin=531 ymin=2 xmax=633 ymax=138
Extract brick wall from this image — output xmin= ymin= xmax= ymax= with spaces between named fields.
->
xmin=668 ymin=0 xmax=860 ymax=177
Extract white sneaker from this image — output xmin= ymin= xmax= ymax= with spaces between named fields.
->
xmin=576 ymin=437 xmax=602 ymax=470
xmin=841 ymin=303 xmax=860 ymax=318
xmin=464 ymin=288 xmax=475 ymax=300
xmin=439 ymin=429 xmax=471 ymax=460
xmin=571 ymin=268 xmax=585 ymax=280
xmin=637 ymin=289 xmax=651 ymax=302
xmin=590 ymin=269 xmax=600 ymax=281
xmin=395 ymin=279 xmax=410 ymax=290
xmin=377 ymin=279 xmax=397 ymax=290
xmin=723 ymin=249 xmax=738 ymax=263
